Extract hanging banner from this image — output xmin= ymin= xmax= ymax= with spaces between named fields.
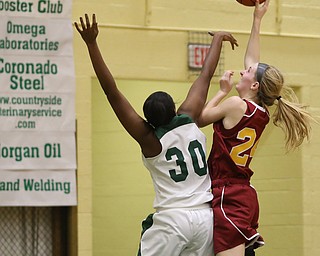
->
xmin=0 ymin=15 xmax=73 ymax=56
xmin=0 ymin=0 xmax=77 ymax=206
xmin=0 ymin=91 xmax=75 ymax=131
xmin=0 ymin=131 xmax=76 ymax=169
xmin=0 ymin=0 xmax=72 ymax=18
xmin=0 ymin=14 xmax=75 ymax=132
xmin=0 ymin=55 xmax=75 ymax=92
xmin=0 ymin=169 xmax=77 ymax=206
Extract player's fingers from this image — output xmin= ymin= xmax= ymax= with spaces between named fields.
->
xmin=208 ymin=31 xmax=214 ymax=37
xmin=229 ymin=40 xmax=238 ymax=50
xmin=92 ymin=14 xmax=98 ymax=30
xmin=226 ymin=70 xmax=234 ymax=77
xmin=230 ymin=35 xmax=239 ymax=49
xmin=230 ymin=41 xmax=234 ymax=50
xmin=85 ymin=13 xmax=90 ymax=28
xmin=92 ymin=14 xmax=97 ymax=25
xmin=223 ymin=70 xmax=231 ymax=77
xmin=233 ymin=39 xmax=239 ymax=48
xmin=80 ymin=16 xmax=85 ymax=29
xmin=74 ymin=22 xmax=81 ymax=33
xmin=230 ymin=35 xmax=238 ymax=45
xmin=264 ymin=0 xmax=270 ymax=8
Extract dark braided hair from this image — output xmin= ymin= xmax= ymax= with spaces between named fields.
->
xmin=143 ymin=91 xmax=176 ymax=128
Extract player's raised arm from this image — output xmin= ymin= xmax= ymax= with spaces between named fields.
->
xmin=178 ymin=31 xmax=238 ymax=123
xmin=75 ymin=14 xmax=154 ymax=147
xmin=244 ymin=0 xmax=270 ymax=69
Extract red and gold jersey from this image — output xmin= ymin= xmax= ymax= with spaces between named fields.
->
xmin=208 ymin=99 xmax=269 ymax=181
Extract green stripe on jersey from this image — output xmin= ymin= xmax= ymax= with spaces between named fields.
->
xmin=155 ymin=114 xmax=193 ymax=139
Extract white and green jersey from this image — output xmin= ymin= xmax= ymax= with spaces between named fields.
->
xmin=142 ymin=114 xmax=212 ymax=210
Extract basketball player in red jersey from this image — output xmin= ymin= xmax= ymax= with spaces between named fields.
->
xmin=198 ymin=0 xmax=314 ymax=256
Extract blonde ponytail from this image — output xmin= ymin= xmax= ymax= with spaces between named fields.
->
xmin=258 ymin=65 xmax=315 ymax=151
xmin=273 ymin=88 xmax=313 ymax=151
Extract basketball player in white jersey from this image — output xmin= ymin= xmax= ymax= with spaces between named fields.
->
xmin=75 ymin=14 xmax=238 ymax=256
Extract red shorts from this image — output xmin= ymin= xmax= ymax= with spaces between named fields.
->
xmin=212 ymin=179 xmax=264 ymax=254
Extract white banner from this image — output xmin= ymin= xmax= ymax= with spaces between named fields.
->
xmin=0 ymin=131 xmax=76 ymax=169
xmin=0 ymin=0 xmax=76 ymax=205
xmin=0 ymin=169 xmax=77 ymax=206
xmin=0 ymin=92 xmax=75 ymax=131
xmin=0 ymin=0 xmax=72 ymax=18
xmin=0 ymin=16 xmax=73 ymax=56
xmin=0 ymin=55 xmax=75 ymax=92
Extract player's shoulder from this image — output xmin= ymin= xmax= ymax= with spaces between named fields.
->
xmin=226 ymin=95 xmax=243 ymax=103
xmin=223 ymin=96 xmax=246 ymax=109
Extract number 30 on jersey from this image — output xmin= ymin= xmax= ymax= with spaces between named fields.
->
xmin=165 ymin=140 xmax=207 ymax=182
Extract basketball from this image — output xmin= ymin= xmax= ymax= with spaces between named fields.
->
xmin=236 ymin=0 xmax=266 ymax=6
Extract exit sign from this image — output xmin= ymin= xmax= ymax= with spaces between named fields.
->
xmin=188 ymin=44 xmax=210 ymax=69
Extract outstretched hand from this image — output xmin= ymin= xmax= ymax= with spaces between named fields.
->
xmin=208 ymin=31 xmax=239 ymax=50
xmin=254 ymin=0 xmax=270 ymax=20
xmin=219 ymin=70 xmax=234 ymax=94
xmin=74 ymin=13 xmax=99 ymax=45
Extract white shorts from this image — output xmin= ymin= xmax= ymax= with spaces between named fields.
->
xmin=138 ymin=205 xmax=213 ymax=256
